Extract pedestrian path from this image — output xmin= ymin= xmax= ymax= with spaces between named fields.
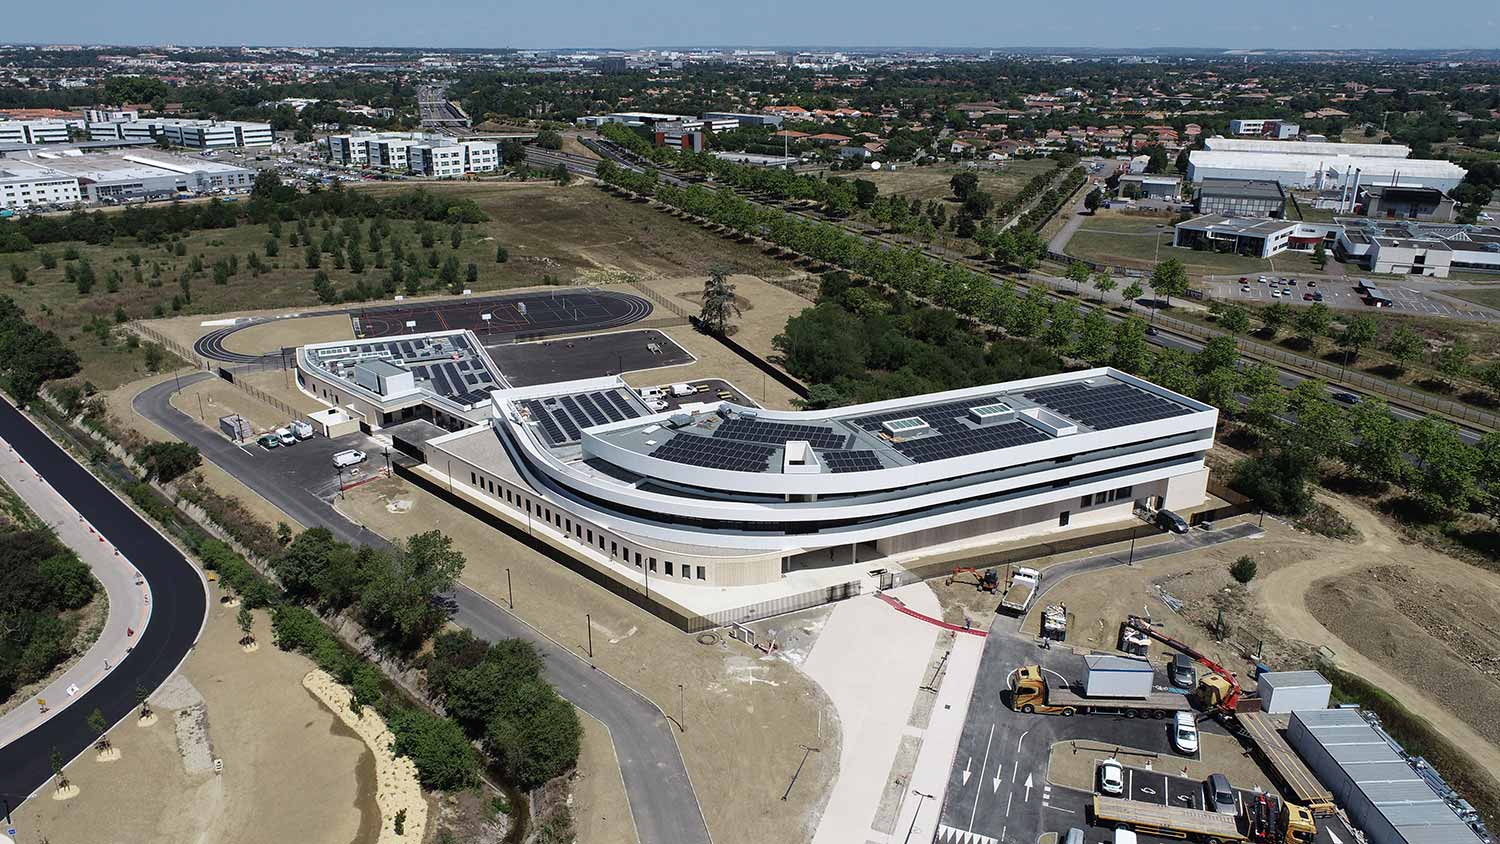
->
xmin=0 ymin=435 xmax=153 ymax=750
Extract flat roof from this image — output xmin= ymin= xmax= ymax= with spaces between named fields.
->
xmin=302 ymin=330 xmax=506 ymax=410
xmin=1190 ymin=150 xmax=1467 ymax=180
xmin=520 ymin=370 xmax=1199 ymax=476
xmin=1177 ymin=213 xmax=1296 ymax=238
xmin=1198 ymin=177 xmax=1285 ymax=200
xmin=1203 ymin=137 xmax=1412 ymax=158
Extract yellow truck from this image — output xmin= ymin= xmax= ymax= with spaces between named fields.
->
xmin=1010 ymin=664 xmax=1192 ymax=718
xmin=1091 ymin=795 xmax=1317 ymax=844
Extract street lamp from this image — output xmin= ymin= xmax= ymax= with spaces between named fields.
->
xmin=903 ymin=790 xmax=936 ymax=844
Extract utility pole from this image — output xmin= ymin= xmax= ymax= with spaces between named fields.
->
xmin=677 ymin=683 xmax=685 ymax=732
xmin=1127 ymin=526 xmax=1138 ymax=566
xmin=586 ymin=613 xmax=593 ymax=658
xmin=506 ymin=568 xmax=513 ymax=609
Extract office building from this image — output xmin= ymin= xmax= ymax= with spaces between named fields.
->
xmin=1174 ymin=214 xmax=1340 ymax=258
xmin=324 ymin=132 xmax=500 ymax=176
xmin=0 ymin=158 xmax=83 ymax=209
xmin=0 ymin=120 xmax=74 ymax=145
xmin=1195 ymin=178 xmax=1287 ymax=218
xmin=87 ymin=119 xmax=273 ymax=149
xmin=1117 ymin=174 xmax=1181 ymax=201
xmin=295 ymin=336 xmax=1219 ymax=589
xmin=16 ymin=148 xmax=255 ymax=203
xmin=702 ymin=111 xmax=785 ymax=128
xmin=1335 ymin=219 xmax=1500 ymax=278
xmin=1227 ymin=119 xmax=1300 ymax=139
xmin=1357 ymin=185 xmax=1457 ymax=222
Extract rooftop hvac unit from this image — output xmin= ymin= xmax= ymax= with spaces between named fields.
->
xmin=667 ymin=412 xmax=692 ymax=428
xmin=882 ymin=416 xmax=930 ymax=437
xmin=968 ymin=402 xmax=1016 ymax=425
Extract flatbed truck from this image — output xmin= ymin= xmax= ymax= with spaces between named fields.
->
xmin=1010 ymin=664 xmax=1192 ymax=718
xmin=1091 ymin=795 xmax=1317 ymax=844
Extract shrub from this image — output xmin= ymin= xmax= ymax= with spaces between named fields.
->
xmin=1230 ymin=556 xmax=1258 ymax=584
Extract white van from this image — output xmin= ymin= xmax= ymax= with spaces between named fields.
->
xmin=332 ymin=449 xmax=366 ymax=468
xmin=638 ymin=386 xmax=665 ymax=400
xmin=289 ymin=420 xmax=314 ymax=440
xmin=669 ymin=383 xmax=695 ymax=398
xmin=1114 ymin=829 xmax=1138 ymax=844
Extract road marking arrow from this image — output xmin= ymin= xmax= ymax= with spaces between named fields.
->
xmin=1024 ymin=773 xmax=1034 ymax=802
xmin=993 ymin=774 xmax=1002 ymax=794
xmin=963 ymin=757 xmax=972 ymax=786
xmin=1328 ymin=832 xmax=1343 ymax=844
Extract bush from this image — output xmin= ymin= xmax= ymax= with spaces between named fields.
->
xmin=1231 ymin=449 xmax=1316 ymax=517
xmin=386 ymin=705 xmax=480 ymax=790
xmin=136 ymin=441 xmax=201 ymax=483
xmin=1230 ymin=556 xmax=1258 ymax=584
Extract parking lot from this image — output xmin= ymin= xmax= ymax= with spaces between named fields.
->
xmin=1208 ymin=274 xmax=1500 ymax=321
xmin=241 ymin=427 xmax=390 ymax=501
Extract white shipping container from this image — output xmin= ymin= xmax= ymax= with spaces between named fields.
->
xmin=1083 ymin=655 xmax=1154 ymax=699
xmin=1258 ymin=670 xmax=1331 ymax=714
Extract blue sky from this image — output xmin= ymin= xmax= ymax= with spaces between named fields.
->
xmin=9 ymin=0 xmax=1498 ymax=50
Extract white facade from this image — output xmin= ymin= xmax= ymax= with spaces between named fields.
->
xmin=1188 ymin=148 xmax=1466 ymax=192
xmin=325 ymin=132 xmax=499 ymax=177
xmin=0 ymin=160 xmax=82 ymax=209
xmin=87 ymin=119 xmax=273 ymax=149
xmin=0 ymin=120 xmax=73 ymax=145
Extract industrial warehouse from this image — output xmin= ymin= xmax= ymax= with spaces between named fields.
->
xmin=293 ymin=328 xmax=1217 ymax=590
xmin=1187 ymin=137 xmax=1468 ymax=192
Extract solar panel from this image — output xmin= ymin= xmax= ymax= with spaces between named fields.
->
xmin=603 ymin=390 xmax=644 ymax=420
xmin=575 ymin=393 xmax=610 ymax=426
xmin=851 ymin=396 xmax=1007 ymax=435
xmin=559 ymin=395 xmax=593 ymax=431
xmin=651 ymin=435 xmax=774 ymax=472
xmin=713 ymin=417 xmax=848 ymax=450
xmin=1023 ymin=382 xmax=1190 ymax=430
xmin=822 ymin=450 xmax=883 ymax=473
xmin=523 ymin=400 xmax=567 ymax=446
xmin=891 ymin=421 xmax=1049 ymax=463
xmin=590 ymin=391 xmax=625 ymax=423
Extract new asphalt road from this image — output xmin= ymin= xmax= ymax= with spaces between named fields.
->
xmin=0 ymin=398 xmax=208 ymax=812
xmin=133 ymin=372 xmax=710 ymax=844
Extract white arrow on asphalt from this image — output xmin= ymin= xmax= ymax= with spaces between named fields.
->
xmin=1328 ymin=831 xmax=1343 ymax=844
xmin=963 ymin=756 xmax=972 ymax=786
xmin=1024 ymin=773 xmax=1034 ymax=802
xmin=993 ymin=774 xmax=1002 ymax=794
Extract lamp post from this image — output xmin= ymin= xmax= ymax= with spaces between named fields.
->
xmin=586 ymin=613 xmax=593 ymax=658
xmin=677 ymin=683 xmax=685 ymax=732
xmin=1127 ymin=526 xmax=1138 ymax=566
xmin=506 ymin=567 xmax=513 ymax=609
xmin=903 ymin=790 xmax=936 ymax=844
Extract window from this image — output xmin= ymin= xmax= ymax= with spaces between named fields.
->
xmin=649 ymin=558 xmax=657 ymax=572
xmin=696 ymin=566 xmax=706 ymax=581
xmin=610 ymin=541 xmax=617 ymax=557
xmin=586 ymin=529 xmax=593 ymax=543
xmin=1080 ymin=494 xmax=1093 ymax=508
xmin=634 ymin=551 xmax=642 ymax=566
xmin=664 ymin=561 xmax=673 ymax=576
xmin=1059 ymin=511 xmax=1070 ymax=527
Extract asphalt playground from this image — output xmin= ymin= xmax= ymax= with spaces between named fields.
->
xmin=351 ymin=288 xmax=653 ymax=341
xmin=486 ymin=328 xmax=693 ymax=387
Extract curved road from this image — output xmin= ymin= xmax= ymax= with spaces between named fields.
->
xmin=0 ymin=398 xmax=208 ymax=808
xmin=133 ymin=373 xmax=710 ymax=844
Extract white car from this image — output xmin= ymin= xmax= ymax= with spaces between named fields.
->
xmin=275 ymin=427 xmax=296 ymax=446
xmin=333 ymin=449 xmax=367 ymax=468
xmin=1172 ymin=711 xmax=1200 ymax=755
xmin=1098 ymin=758 xmax=1125 ymax=796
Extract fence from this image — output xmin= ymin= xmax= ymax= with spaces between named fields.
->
xmin=1194 ymin=480 xmax=1257 ymax=526
xmin=625 ymin=278 xmax=695 ymax=322
xmin=691 ymin=316 xmax=811 ymax=400
xmin=215 ymin=367 xmax=304 ymax=420
xmin=690 ymin=580 xmax=863 ymax=631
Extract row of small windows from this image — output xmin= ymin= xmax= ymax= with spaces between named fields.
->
xmin=1080 ymin=485 xmax=1133 ymax=508
xmin=470 ymin=470 xmax=707 ymax=581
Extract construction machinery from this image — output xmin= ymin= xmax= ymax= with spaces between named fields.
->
xmin=999 ymin=566 xmax=1041 ymax=614
xmin=1125 ymin=615 xmax=1244 ymax=712
xmin=948 ymin=566 xmax=999 ymax=593
xmin=1091 ymin=793 xmax=1317 ymax=844
xmin=1010 ymin=664 xmax=1191 ymax=718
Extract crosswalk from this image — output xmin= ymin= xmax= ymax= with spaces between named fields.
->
xmin=936 ymin=824 xmax=999 ymax=844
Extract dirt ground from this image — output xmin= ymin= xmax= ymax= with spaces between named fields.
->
xmin=1025 ymin=489 xmax=1500 ymax=780
xmin=333 ymin=474 xmax=839 ymax=844
xmin=571 ymin=710 xmax=639 ymax=844
xmin=620 ymin=324 xmax=801 ymax=411
xmin=639 ymin=272 xmax=815 ymax=366
xmin=222 ymin=314 xmax=356 ymax=356
xmin=1047 ymin=733 xmax=1275 ymax=794
xmin=15 ymin=591 xmax=378 ymax=844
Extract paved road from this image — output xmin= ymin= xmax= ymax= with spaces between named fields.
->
xmin=934 ymin=523 xmax=1262 ymax=844
xmin=0 ymin=436 xmax=154 ymax=751
xmin=133 ymin=373 xmax=710 ymax=844
xmin=0 ymin=398 xmax=208 ymax=810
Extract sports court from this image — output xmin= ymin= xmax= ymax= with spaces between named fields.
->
xmin=487 ymin=329 xmax=694 ymax=388
xmin=351 ymin=288 xmax=653 ymax=341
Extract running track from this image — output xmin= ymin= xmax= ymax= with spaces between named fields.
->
xmin=0 ymin=399 xmax=207 ymax=808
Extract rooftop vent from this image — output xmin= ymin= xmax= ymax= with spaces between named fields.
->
xmin=882 ymin=416 xmax=929 ymax=437
xmin=968 ymin=402 xmax=1015 ymax=425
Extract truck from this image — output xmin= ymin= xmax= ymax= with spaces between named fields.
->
xmin=1091 ymin=793 xmax=1317 ymax=844
xmin=999 ymin=566 xmax=1041 ymax=614
xmin=1010 ymin=664 xmax=1191 ymax=718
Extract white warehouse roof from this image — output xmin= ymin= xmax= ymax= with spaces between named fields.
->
xmin=1189 ymin=150 xmax=1467 ymax=189
xmin=1203 ymin=137 xmax=1413 ymax=159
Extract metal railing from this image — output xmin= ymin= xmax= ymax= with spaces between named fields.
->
xmin=686 ymin=580 xmax=863 ymax=632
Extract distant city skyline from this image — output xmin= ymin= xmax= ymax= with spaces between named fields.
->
xmin=8 ymin=0 xmax=1499 ymax=53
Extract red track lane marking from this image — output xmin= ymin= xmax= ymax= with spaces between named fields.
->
xmin=876 ymin=592 xmax=987 ymax=636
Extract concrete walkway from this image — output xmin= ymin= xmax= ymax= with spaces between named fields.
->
xmin=0 ymin=435 xmax=153 ymax=750
xmin=804 ymin=582 xmax=944 ymax=844
xmin=894 ymin=632 xmax=986 ymax=844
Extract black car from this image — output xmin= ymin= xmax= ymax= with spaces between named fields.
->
xmin=1155 ymin=509 xmax=1190 ymax=534
xmin=1332 ymin=391 xmax=1361 ymax=405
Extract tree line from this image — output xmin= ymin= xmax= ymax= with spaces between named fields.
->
xmin=0 ymin=524 xmax=99 ymax=702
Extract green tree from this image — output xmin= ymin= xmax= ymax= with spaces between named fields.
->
xmin=1293 ymin=302 xmax=1332 ymax=347
xmin=1042 ymin=301 xmax=1078 ymax=353
xmin=9 ymin=263 xmax=27 ymax=284
xmin=1338 ymin=315 xmax=1379 ymax=362
xmin=1121 ymin=281 xmax=1144 ymax=306
xmin=1110 ymin=316 xmax=1151 ymax=373
xmin=136 ymin=441 xmax=201 ymax=483
xmin=87 ymin=707 xmax=110 ymax=750
xmin=1075 ymin=308 xmax=1113 ymax=364
xmin=385 ymin=705 xmax=479 ymax=790
xmin=1404 ymin=416 xmax=1479 ymax=515
xmin=1217 ymin=304 xmax=1251 ymax=336
xmin=1260 ymin=301 xmax=1291 ymax=338
xmin=949 ymin=171 xmax=980 ymax=202
xmin=237 ymin=605 xmax=255 ymax=646
xmin=359 ymin=531 xmax=465 ymax=649
xmin=699 ymin=267 xmax=741 ymax=334
xmin=1312 ymin=240 xmax=1327 ymax=268
xmin=495 ymin=244 xmax=509 ymax=263
xmin=1382 ymin=326 xmax=1424 ymax=373
xmin=1065 ymin=260 xmax=1090 ymax=295
xmin=304 ymin=244 xmax=320 ymax=269
xmin=1090 ymin=272 xmax=1117 ymax=302
xmin=1083 ymin=188 xmax=1102 ymax=214
xmin=1436 ymin=339 xmax=1472 ymax=386
xmin=1148 ymin=258 xmax=1189 ymax=307
xmin=1343 ymin=398 xmax=1407 ymax=486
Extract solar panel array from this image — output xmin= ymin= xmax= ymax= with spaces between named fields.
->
xmin=651 ymin=435 xmax=774 ymax=472
xmin=1022 ymin=382 xmax=1190 ymax=430
xmin=524 ymin=389 xmax=647 ymax=447
xmin=890 ymin=422 xmax=1048 ymax=463
xmin=850 ymin=397 xmax=1003 ymax=435
xmin=821 ymin=450 xmax=883 ymax=473
xmin=714 ymin=417 xmax=848 ymax=450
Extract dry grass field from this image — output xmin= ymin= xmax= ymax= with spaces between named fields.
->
xmin=854 ymin=159 xmax=1057 ymax=205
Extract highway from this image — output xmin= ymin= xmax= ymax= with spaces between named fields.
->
xmin=132 ymin=373 xmax=711 ymax=844
xmin=0 ymin=398 xmax=208 ymax=810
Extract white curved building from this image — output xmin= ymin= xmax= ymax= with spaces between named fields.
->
xmin=414 ymin=362 xmax=1218 ymax=589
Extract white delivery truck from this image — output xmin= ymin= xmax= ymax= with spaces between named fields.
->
xmin=289 ymin=420 xmax=314 ymax=440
